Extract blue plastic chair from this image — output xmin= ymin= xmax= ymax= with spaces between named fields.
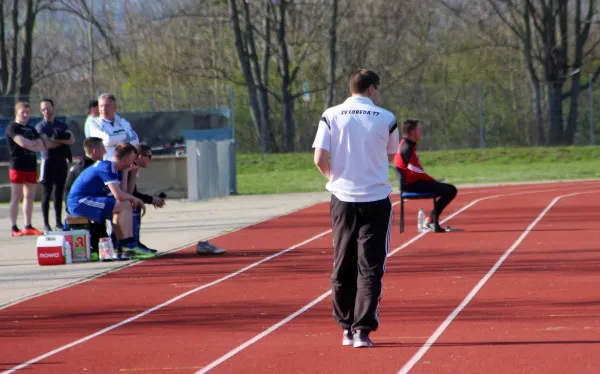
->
xmin=394 ymin=167 xmax=437 ymax=233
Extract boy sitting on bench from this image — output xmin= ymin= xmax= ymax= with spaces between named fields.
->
xmin=393 ymin=119 xmax=458 ymax=233
xmin=66 ymin=142 xmax=154 ymax=259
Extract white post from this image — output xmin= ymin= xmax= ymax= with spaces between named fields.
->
xmin=186 ymin=139 xmax=199 ymax=201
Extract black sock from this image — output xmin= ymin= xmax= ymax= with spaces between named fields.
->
xmin=25 ymin=224 xmax=32 ymax=229
xmin=12 ymin=225 xmax=19 ymax=232
xmin=120 ymin=237 xmax=136 ymax=247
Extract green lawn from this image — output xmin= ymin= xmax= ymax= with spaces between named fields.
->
xmin=237 ymin=146 xmax=600 ymax=195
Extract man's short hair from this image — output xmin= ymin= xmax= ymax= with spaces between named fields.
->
xmin=401 ymin=119 xmax=420 ymax=137
xmin=83 ymin=137 xmax=104 ymax=155
xmin=14 ymin=101 xmax=30 ymax=116
xmin=349 ymin=69 xmax=380 ymax=94
xmin=98 ymin=93 xmax=117 ymax=104
xmin=136 ymin=144 xmax=152 ymax=154
xmin=88 ymin=100 xmax=98 ymax=111
xmin=41 ymin=98 xmax=54 ymax=107
xmin=114 ymin=142 xmax=138 ymax=159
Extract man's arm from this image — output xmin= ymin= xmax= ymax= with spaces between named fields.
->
xmin=52 ymin=130 xmax=75 ymax=145
xmin=133 ymin=185 xmax=154 ymax=205
xmin=314 ymin=148 xmax=330 ymax=179
xmin=312 ymin=114 xmax=331 ymax=179
xmin=12 ymin=135 xmax=45 ymax=152
xmin=106 ymin=182 xmax=141 ymax=203
xmin=387 ymin=121 xmax=399 ymax=163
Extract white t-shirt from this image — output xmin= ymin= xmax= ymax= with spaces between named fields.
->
xmin=312 ymin=96 xmax=399 ymax=203
xmin=87 ymin=114 xmax=139 ymax=160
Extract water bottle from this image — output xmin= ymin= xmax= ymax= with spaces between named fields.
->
xmin=99 ymin=237 xmax=115 ymax=262
xmin=63 ymin=241 xmax=73 ymax=264
xmin=417 ymin=208 xmax=425 ymax=233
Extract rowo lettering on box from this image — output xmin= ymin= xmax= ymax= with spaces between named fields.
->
xmin=39 ymin=252 xmax=60 ymax=259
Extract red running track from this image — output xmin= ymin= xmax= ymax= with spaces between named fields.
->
xmin=1 ymin=182 xmax=599 ymax=373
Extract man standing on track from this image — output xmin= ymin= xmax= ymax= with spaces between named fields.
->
xmin=6 ymin=102 xmax=46 ymax=237
xmin=312 ymin=69 xmax=399 ymax=348
xmin=87 ymin=93 xmax=139 ymax=160
xmin=393 ymin=119 xmax=457 ymax=232
xmin=36 ymin=98 xmax=75 ymax=232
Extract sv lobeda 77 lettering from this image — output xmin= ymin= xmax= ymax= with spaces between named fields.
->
xmin=341 ymin=110 xmax=380 ymax=116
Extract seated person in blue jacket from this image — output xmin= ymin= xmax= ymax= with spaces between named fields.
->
xmin=66 ymin=142 xmax=155 ymax=259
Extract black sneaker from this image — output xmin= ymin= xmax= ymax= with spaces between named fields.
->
xmin=353 ymin=330 xmax=373 ymax=348
xmin=196 ymin=241 xmax=226 ymax=255
xmin=55 ymin=223 xmax=64 ymax=231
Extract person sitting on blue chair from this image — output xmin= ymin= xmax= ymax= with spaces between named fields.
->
xmin=393 ymin=118 xmax=457 ymax=233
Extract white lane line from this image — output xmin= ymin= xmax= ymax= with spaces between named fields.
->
xmin=1 ymin=201 xmax=400 ymax=374
xmin=5 ymin=186 xmax=593 ymax=373
xmin=194 ymin=191 xmax=526 ymax=373
xmin=396 ymin=192 xmax=584 ymax=374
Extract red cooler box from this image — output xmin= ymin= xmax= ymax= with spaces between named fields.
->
xmin=47 ymin=230 xmax=91 ymax=263
xmin=37 ymin=235 xmax=66 ymax=266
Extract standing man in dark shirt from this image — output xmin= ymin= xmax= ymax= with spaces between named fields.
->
xmin=393 ymin=119 xmax=457 ymax=232
xmin=36 ymin=98 xmax=75 ymax=232
xmin=6 ymin=102 xmax=45 ymax=237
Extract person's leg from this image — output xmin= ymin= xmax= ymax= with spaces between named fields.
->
xmin=329 ymin=194 xmax=359 ymax=339
xmin=53 ymin=163 xmax=68 ymax=229
xmin=112 ymin=201 xmax=155 ymax=259
xmin=352 ymin=197 xmax=392 ymax=347
xmin=432 ymin=182 xmax=457 ymax=220
xmin=40 ymin=163 xmax=54 ymax=230
xmin=23 ymin=182 xmax=42 ymax=234
xmin=403 ymin=180 xmax=458 ymax=226
xmin=10 ymin=183 xmax=24 ymax=234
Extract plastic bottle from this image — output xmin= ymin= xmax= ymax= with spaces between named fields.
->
xmin=63 ymin=241 xmax=73 ymax=264
xmin=417 ymin=208 xmax=425 ymax=233
xmin=99 ymin=238 xmax=114 ymax=262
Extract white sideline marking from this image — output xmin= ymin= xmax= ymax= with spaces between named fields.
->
xmin=5 ymin=186 xmax=593 ymax=373
xmin=1 ymin=201 xmax=399 ymax=374
xmin=194 ymin=192 xmax=517 ymax=373
xmin=396 ymin=192 xmax=584 ymax=374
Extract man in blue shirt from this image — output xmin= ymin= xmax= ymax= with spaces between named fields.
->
xmin=67 ymin=142 xmax=155 ymax=260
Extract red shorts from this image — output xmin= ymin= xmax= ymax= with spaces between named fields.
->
xmin=9 ymin=169 xmax=38 ymax=184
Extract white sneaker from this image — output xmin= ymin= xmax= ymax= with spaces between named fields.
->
xmin=353 ymin=330 xmax=373 ymax=348
xmin=342 ymin=330 xmax=354 ymax=346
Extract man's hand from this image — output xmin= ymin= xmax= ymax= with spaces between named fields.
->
xmin=152 ymin=196 xmax=165 ymax=208
xmin=131 ymin=198 xmax=146 ymax=216
xmin=126 ymin=165 xmax=139 ymax=175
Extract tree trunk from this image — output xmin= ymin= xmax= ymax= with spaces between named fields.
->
xmin=19 ymin=0 xmax=36 ymax=102
xmin=276 ymin=0 xmax=294 ymax=152
xmin=547 ymin=81 xmax=565 ymax=145
xmin=325 ymin=0 xmax=337 ymax=109
xmin=228 ymin=0 xmax=263 ymax=143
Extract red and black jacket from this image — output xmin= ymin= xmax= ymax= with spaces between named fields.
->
xmin=393 ymin=137 xmax=435 ymax=187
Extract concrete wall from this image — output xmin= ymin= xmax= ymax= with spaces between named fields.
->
xmin=0 ymin=156 xmax=189 ymax=203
